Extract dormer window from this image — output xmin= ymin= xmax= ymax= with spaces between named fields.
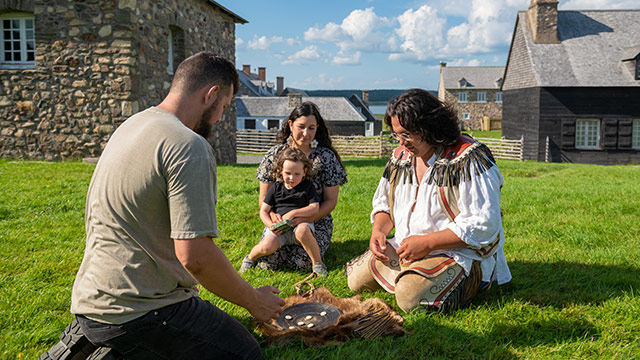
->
xmin=495 ymin=77 xmax=503 ymax=88
xmin=458 ymin=78 xmax=469 ymax=88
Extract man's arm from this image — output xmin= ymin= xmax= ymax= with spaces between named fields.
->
xmin=174 ymin=237 xmax=284 ymax=322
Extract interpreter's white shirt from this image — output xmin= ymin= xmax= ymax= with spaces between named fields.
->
xmin=371 ymin=153 xmax=512 ymax=285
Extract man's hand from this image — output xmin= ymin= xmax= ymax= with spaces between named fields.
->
xmin=370 ymin=231 xmax=389 ymax=261
xmin=247 ymin=286 xmax=285 ymax=322
xmin=396 ymin=235 xmax=431 ymax=261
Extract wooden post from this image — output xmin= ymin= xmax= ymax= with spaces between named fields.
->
xmin=545 ymin=136 xmax=550 ymax=163
xmin=379 ymin=131 xmax=383 ymax=158
xmin=519 ymin=135 xmax=524 ymax=161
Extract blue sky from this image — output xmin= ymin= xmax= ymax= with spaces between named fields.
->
xmin=217 ymin=0 xmax=637 ymax=91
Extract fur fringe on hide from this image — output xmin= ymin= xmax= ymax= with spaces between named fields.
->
xmin=257 ymin=287 xmax=406 ymax=347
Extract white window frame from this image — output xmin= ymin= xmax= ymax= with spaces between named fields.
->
xmin=458 ymin=92 xmax=468 ymax=103
xmin=477 ymin=91 xmax=486 ymax=103
xmin=632 ymin=119 xmax=640 ymax=149
xmin=167 ymin=29 xmax=174 ymax=75
xmin=496 ymin=92 xmax=503 ymax=103
xmin=462 ymin=112 xmax=470 ymax=120
xmin=0 ymin=13 xmax=36 ymax=69
xmin=575 ymin=119 xmax=601 ymax=149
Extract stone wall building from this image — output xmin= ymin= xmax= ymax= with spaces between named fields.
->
xmin=0 ymin=0 xmax=246 ymax=163
xmin=438 ymin=63 xmax=505 ymax=130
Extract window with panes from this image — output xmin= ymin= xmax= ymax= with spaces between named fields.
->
xmin=575 ymin=119 xmax=600 ymax=149
xmin=1 ymin=14 xmax=35 ymax=68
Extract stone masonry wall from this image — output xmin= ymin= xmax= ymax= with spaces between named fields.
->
xmin=0 ymin=0 xmax=238 ymax=163
xmin=444 ymin=89 xmax=503 ymax=130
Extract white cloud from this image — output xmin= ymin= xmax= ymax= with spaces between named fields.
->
xmin=305 ymin=22 xmax=345 ymax=42
xmin=332 ymin=51 xmax=361 ymax=65
xmin=439 ymin=0 xmax=522 ymax=57
xmin=304 ymin=8 xmax=395 ymax=63
xmin=373 ymin=77 xmax=403 ymax=86
xmin=247 ymin=35 xmax=285 ymax=50
xmin=282 ymin=46 xmax=323 ymax=65
xmin=235 ymin=38 xmax=244 ymax=47
xmin=290 ymin=74 xmax=345 ymax=89
xmin=389 ymin=5 xmax=447 ymax=62
xmin=447 ymin=58 xmax=482 ymax=66
xmin=285 ymin=38 xmax=297 ymax=46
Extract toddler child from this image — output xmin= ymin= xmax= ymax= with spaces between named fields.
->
xmin=240 ymin=147 xmax=328 ymax=276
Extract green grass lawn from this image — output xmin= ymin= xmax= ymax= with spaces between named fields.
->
xmin=1 ymin=158 xmax=639 ymax=359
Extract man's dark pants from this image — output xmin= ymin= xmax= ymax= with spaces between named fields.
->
xmin=77 ymin=296 xmax=261 ymax=359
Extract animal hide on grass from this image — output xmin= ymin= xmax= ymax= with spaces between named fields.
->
xmin=257 ymin=286 xmax=406 ymax=347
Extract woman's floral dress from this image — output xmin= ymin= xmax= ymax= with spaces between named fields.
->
xmin=255 ymin=144 xmax=347 ymax=270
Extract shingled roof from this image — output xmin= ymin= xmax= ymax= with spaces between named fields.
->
xmin=505 ymin=10 xmax=640 ymax=88
xmin=440 ymin=66 xmax=505 ymax=89
xmin=236 ymin=97 xmax=369 ymax=122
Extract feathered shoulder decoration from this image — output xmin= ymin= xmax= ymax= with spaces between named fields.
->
xmin=427 ymin=134 xmax=496 ymax=187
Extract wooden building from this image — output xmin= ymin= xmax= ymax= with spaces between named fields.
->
xmin=502 ymin=0 xmax=640 ymax=164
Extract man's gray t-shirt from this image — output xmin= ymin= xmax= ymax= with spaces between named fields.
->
xmin=71 ymin=107 xmax=217 ymax=324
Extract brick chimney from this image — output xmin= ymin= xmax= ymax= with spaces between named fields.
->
xmin=362 ymin=89 xmax=369 ymax=106
xmin=288 ymin=93 xmax=302 ymax=108
xmin=276 ymin=76 xmax=284 ymax=96
xmin=258 ymin=67 xmax=266 ymax=81
xmin=242 ymin=64 xmax=250 ymax=75
xmin=527 ymin=0 xmax=560 ymax=44
xmin=440 ymin=61 xmax=447 ymax=68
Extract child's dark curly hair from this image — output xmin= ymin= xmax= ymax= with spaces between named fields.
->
xmin=271 ymin=147 xmax=315 ymax=182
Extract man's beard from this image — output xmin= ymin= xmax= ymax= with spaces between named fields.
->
xmin=193 ymin=101 xmax=217 ymax=139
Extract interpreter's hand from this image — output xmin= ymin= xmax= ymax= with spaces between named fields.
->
xmin=369 ymin=231 xmax=388 ymax=261
xmin=396 ymin=235 xmax=431 ymax=261
xmin=249 ymin=286 xmax=285 ymax=323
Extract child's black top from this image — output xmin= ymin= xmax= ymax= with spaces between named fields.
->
xmin=264 ymin=179 xmax=320 ymax=216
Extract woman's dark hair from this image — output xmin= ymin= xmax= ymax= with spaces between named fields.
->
xmin=271 ymin=147 xmax=315 ymax=182
xmin=276 ymin=101 xmax=344 ymax=169
xmin=384 ymin=88 xmax=460 ymax=147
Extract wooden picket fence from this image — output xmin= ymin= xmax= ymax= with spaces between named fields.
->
xmin=236 ymin=129 xmax=523 ymax=160
xmin=473 ymin=135 xmax=524 ymax=161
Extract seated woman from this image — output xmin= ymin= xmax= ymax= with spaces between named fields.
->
xmin=255 ymin=102 xmax=347 ymax=270
xmin=346 ymin=89 xmax=511 ymax=313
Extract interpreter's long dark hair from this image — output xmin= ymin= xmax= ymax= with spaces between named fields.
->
xmin=384 ymin=89 xmax=460 ymax=147
xmin=276 ymin=102 xmax=344 ymax=169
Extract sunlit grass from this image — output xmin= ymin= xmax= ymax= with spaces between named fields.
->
xmin=1 ymin=158 xmax=638 ymax=359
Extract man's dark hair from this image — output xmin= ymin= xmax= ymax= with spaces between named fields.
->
xmin=171 ymin=51 xmax=239 ymax=96
xmin=384 ymin=88 xmax=460 ymax=147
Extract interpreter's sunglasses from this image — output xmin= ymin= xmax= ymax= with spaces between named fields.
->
xmin=390 ymin=132 xmax=412 ymax=141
